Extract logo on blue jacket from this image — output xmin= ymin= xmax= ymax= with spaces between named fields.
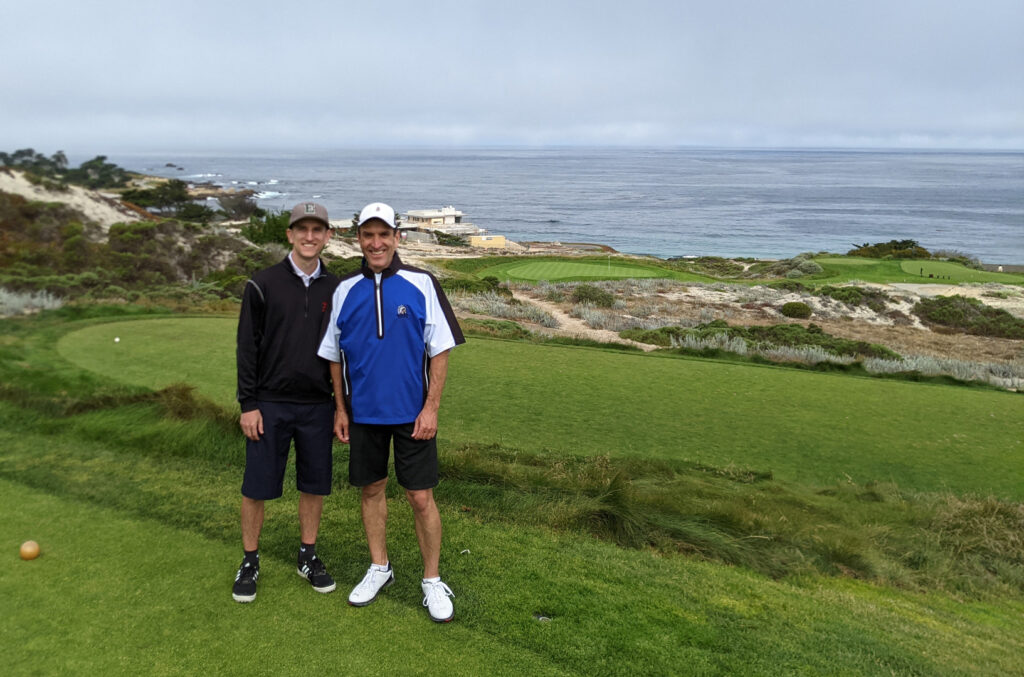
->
xmin=396 ymin=305 xmax=408 ymax=317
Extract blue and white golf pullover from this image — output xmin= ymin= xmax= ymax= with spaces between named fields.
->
xmin=317 ymin=253 xmax=465 ymax=425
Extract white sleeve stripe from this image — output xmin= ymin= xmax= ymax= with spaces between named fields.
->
xmin=395 ymin=270 xmax=458 ymax=356
xmin=316 ymin=275 xmax=362 ymax=362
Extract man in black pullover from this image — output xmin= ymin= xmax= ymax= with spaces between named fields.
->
xmin=232 ymin=202 xmax=340 ymax=603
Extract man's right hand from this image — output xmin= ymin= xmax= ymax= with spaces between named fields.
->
xmin=334 ymin=407 xmax=350 ymax=444
xmin=240 ymin=409 xmax=263 ymax=441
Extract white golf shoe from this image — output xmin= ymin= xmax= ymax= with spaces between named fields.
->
xmin=348 ymin=563 xmax=394 ymax=606
xmin=421 ymin=578 xmax=454 ymax=623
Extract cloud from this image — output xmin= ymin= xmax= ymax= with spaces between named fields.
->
xmin=1 ymin=0 xmax=1021 ymax=150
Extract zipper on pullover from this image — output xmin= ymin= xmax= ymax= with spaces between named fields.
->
xmin=374 ymin=273 xmax=384 ymax=339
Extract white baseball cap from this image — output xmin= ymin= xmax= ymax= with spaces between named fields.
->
xmin=357 ymin=202 xmax=397 ymax=229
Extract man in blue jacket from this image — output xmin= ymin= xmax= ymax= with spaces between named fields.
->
xmin=233 ymin=201 xmax=339 ymax=603
xmin=317 ymin=202 xmax=465 ymax=622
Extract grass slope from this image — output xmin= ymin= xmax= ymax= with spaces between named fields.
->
xmin=4 ymin=439 xmax=1023 ymax=677
xmin=60 ymin=319 xmax=1024 ymax=498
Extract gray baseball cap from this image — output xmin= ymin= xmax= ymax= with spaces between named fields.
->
xmin=288 ymin=202 xmax=330 ymax=228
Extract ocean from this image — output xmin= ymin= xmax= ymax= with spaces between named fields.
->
xmin=109 ymin=148 xmax=1024 ymax=264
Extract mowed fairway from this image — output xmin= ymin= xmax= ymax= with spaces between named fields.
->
xmin=476 ymin=259 xmax=688 ymax=282
xmin=58 ymin=318 xmax=1024 ymax=498
xmin=815 ymin=257 xmax=1024 ymax=285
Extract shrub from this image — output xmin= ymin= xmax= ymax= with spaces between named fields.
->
xmin=914 ymin=295 xmax=1024 ymax=339
xmin=767 ymin=280 xmax=807 ymax=293
xmin=780 ymin=302 xmax=812 ymax=319
xmin=121 ymin=180 xmax=191 ymax=212
xmin=1 ymin=149 xmax=129 ymax=188
xmin=460 ymin=318 xmax=533 ymax=340
xmin=932 ymin=249 xmax=982 ymax=270
xmin=818 ymin=285 xmax=889 ymax=312
xmin=571 ymin=284 xmax=615 ymax=307
xmin=848 ymin=239 xmax=931 ymax=259
xmin=217 ymin=192 xmax=260 ymax=220
xmin=326 ymin=256 xmax=363 ymax=278
xmin=621 ymin=326 xmax=693 ymax=347
xmin=176 ymin=202 xmax=215 ymax=223
xmin=434 ymin=231 xmax=468 ymax=247
xmin=441 ymin=276 xmax=511 ymax=297
xmin=666 ymin=256 xmax=745 ymax=277
xmin=797 ymin=260 xmax=824 ymax=275
xmin=242 ymin=210 xmax=290 ymax=246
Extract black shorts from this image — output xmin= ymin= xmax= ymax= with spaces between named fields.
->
xmin=241 ymin=400 xmax=334 ymax=500
xmin=348 ymin=422 xmax=438 ymax=490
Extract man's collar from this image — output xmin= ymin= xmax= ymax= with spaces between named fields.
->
xmin=287 ymin=253 xmax=322 ymax=279
xmin=361 ymin=252 xmax=402 ymax=279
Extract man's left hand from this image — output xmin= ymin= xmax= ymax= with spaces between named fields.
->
xmin=412 ymin=407 xmax=438 ymax=440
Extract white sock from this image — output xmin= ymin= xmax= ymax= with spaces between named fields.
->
xmin=372 ymin=561 xmax=390 ymax=572
xmin=423 ymin=576 xmax=440 ymax=584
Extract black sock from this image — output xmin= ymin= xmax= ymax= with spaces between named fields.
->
xmin=243 ymin=549 xmax=259 ymax=568
xmin=299 ymin=542 xmax=316 ymax=560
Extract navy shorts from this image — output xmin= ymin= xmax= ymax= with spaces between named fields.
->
xmin=349 ymin=422 xmax=438 ymax=490
xmin=241 ymin=400 xmax=334 ymax=500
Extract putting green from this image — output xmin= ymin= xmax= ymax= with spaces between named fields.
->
xmin=56 ymin=316 xmax=239 ymax=407
xmin=899 ymin=260 xmax=1024 ymax=284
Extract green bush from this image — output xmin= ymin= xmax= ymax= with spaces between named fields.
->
xmin=767 ymin=280 xmax=807 ymax=293
xmin=1 ymin=149 xmax=130 ymax=188
xmin=665 ymin=256 xmax=745 ymax=277
xmin=848 ymin=239 xmax=931 ymax=259
xmin=326 ymin=256 xmax=363 ymax=278
xmin=780 ymin=302 xmax=812 ymax=319
xmin=176 ymin=202 xmax=215 ymax=224
xmin=434 ymin=231 xmax=468 ymax=247
xmin=571 ymin=284 xmax=615 ymax=307
xmin=242 ymin=210 xmax=290 ymax=246
xmin=818 ymin=285 xmax=889 ymax=312
xmin=217 ymin=192 xmax=260 ymax=220
xmin=620 ymin=326 xmax=690 ymax=347
xmin=121 ymin=180 xmax=191 ymax=212
xmin=914 ymin=295 xmax=1024 ymax=339
xmin=440 ymin=276 xmax=511 ymax=297
xmin=461 ymin=318 xmax=532 ymax=339
xmin=797 ymin=260 xmax=824 ymax=275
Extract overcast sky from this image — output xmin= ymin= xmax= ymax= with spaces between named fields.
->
xmin=2 ymin=0 xmax=1022 ymax=152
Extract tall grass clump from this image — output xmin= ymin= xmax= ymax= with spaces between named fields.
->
xmin=438 ymin=443 xmax=1024 ymax=598
xmin=671 ymin=332 xmax=749 ymax=355
xmin=0 ymin=287 xmax=63 ymax=316
xmin=569 ymin=305 xmax=663 ymax=332
xmin=864 ymin=355 xmax=1024 ymax=390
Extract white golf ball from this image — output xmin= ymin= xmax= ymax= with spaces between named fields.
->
xmin=114 ymin=337 xmax=120 ymax=343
